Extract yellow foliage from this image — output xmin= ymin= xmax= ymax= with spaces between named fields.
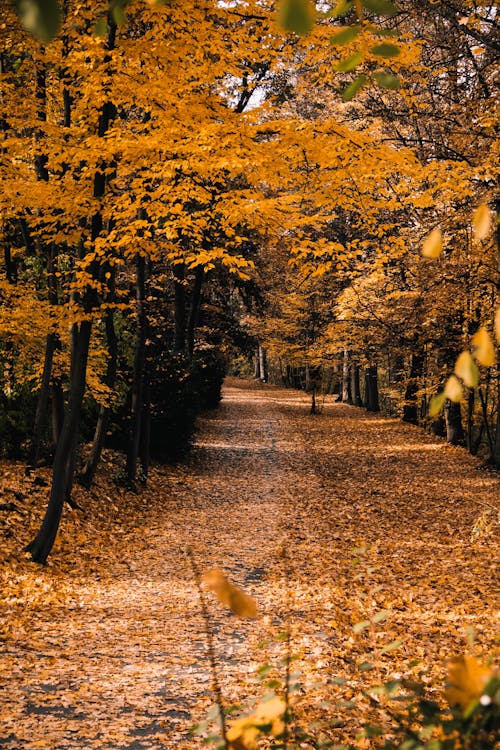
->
xmin=202 ymin=569 xmax=258 ymax=619
xmin=421 ymin=228 xmax=443 ymax=259
xmin=445 ymin=655 xmax=496 ymax=712
xmin=471 ymin=328 xmax=495 ymax=367
xmin=472 ymin=203 xmax=492 ymax=240
xmin=226 ymin=695 xmax=286 ymax=749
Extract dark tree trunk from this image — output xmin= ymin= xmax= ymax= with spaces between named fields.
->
xmin=25 ymin=322 xmax=92 ymax=564
xmin=254 ymin=348 xmax=261 ymax=379
xmin=51 ymin=379 xmax=64 ymax=447
xmin=444 ymin=400 xmax=464 ymax=445
xmin=187 ymin=266 xmax=204 ymax=357
xmin=79 ymin=306 xmax=117 ymax=489
xmin=173 ymin=264 xmax=186 ymax=353
xmin=139 ymin=375 xmax=151 ymax=481
xmin=365 ymin=365 xmax=380 ymax=412
xmin=28 ymin=332 xmax=58 ymax=467
xmin=351 ymin=362 xmax=362 ymax=406
xmin=342 ymin=349 xmax=352 ymax=403
xmin=403 ymin=351 xmax=424 ymax=424
xmin=493 ymin=197 xmax=500 ymax=467
xmin=126 ymin=254 xmax=148 ymax=483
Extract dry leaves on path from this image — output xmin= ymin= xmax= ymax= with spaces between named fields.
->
xmin=0 ymin=377 xmax=498 ymax=749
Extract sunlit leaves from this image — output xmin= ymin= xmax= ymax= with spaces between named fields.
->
xmin=202 ymin=569 xmax=258 ymax=618
xmin=471 ymin=328 xmax=495 ymax=367
xmin=444 ymin=375 xmax=462 ymax=403
xmin=495 ymin=308 xmax=500 ymax=344
xmin=421 ymin=228 xmax=443 ymax=258
xmin=328 ymin=0 xmax=354 ymax=17
xmin=330 ymin=25 xmax=362 ymax=45
xmin=278 ymin=0 xmax=315 ymax=35
xmin=13 ymin=0 xmax=61 ymax=42
xmin=429 ymin=391 xmax=446 ymax=417
xmin=454 ymin=351 xmax=479 ymax=388
xmin=472 ymin=204 xmax=492 ymax=240
xmin=226 ymin=694 xmax=286 ymax=749
xmin=445 ymin=655 xmax=496 ymax=712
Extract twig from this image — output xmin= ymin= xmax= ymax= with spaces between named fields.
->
xmin=186 ymin=547 xmax=229 ymax=749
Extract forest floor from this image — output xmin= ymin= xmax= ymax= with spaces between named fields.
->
xmin=0 ymin=378 xmax=499 ymax=750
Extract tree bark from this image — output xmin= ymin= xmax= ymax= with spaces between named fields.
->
xmin=173 ymin=263 xmax=186 ymax=353
xmin=403 ymin=351 xmax=424 ymax=424
xmin=365 ymin=365 xmax=380 ymax=412
xmin=186 ymin=266 xmax=204 ymax=357
xmin=350 ymin=361 xmax=362 ymax=407
xmin=258 ymin=345 xmax=268 ymax=383
xmin=342 ymin=349 xmax=352 ymax=403
xmin=444 ymin=400 xmax=464 ymax=445
xmin=126 ymin=254 xmax=148 ymax=483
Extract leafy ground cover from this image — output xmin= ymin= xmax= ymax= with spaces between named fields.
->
xmin=0 ymin=378 xmax=498 ymax=749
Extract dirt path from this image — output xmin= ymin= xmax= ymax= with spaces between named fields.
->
xmin=1 ymin=379 xmax=499 ymax=749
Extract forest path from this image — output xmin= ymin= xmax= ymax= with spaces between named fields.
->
xmin=1 ymin=378 xmax=499 ymax=749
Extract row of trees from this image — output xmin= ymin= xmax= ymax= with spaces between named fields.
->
xmin=0 ymin=0 xmax=498 ymax=562
xmin=248 ymin=0 xmax=499 ymax=461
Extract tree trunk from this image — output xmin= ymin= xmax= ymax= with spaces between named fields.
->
xmin=26 ymin=321 xmax=92 ymax=563
xmin=28 ymin=332 xmax=58 ymax=466
xmin=351 ymin=361 xmax=362 ymax=406
xmin=493 ymin=197 xmax=500 ymax=467
xmin=173 ymin=263 xmax=186 ymax=353
xmin=258 ymin=345 xmax=268 ymax=383
xmin=126 ymin=254 xmax=148 ymax=483
xmin=186 ymin=266 xmax=204 ymax=357
xmin=365 ymin=365 xmax=380 ymax=412
xmin=342 ymin=349 xmax=352 ymax=403
xmin=79 ymin=307 xmax=117 ymax=489
xmin=403 ymin=351 xmax=424 ymax=424
xmin=444 ymin=400 xmax=464 ymax=445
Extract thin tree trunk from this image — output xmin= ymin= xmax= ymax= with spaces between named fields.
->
xmin=492 ymin=197 xmax=500 ymax=467
xmin=126 ymin=254 xmax=148 ymax=483
xmin=342 ymin=349 xmax=352 ymax=403
xmin=254 ymin=348 xmax=261 ymax=379
xmin=28 ymin=332 xmax=57 ymax=467
xmin=403 ymin=351 xmax=424 ymax=424
xmin=258 ymin=345 xmax=268 ymax=383
xmin=351 ymin=361 xmax=362 ymax=406
xmin=444 ymin=400 xmax=464 ymax=445
xmin=187 ymin=266 xmax=204 ymax=357
xmin=173 ymin=263 xmax=186 ymax=353
xmin=79 ymin=306 xmax=117 ymax=488
xmin=365 ymin=365 xmax=380 ymax=412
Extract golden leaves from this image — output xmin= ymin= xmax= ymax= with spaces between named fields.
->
xmin=445 ymin=655 xmax=496 ymax=712
xmin=472 ymin=204 xmax=492 ymax=240
xmin=202 ymin=569 xmax=258 ymax=619
xmin=226 ymin=695 xmax=286 ymax=749
xmin=453 ymin=351 xmax=479 ymax=388
xmin=471 ymin=328 xmax=495 ymax=367
xmin=421 ymin=228 xmax=443 ymax=258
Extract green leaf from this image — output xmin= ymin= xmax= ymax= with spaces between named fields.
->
xmin=428 ymin=391 xmax=446 ymax=417
xmin=330 ymin=25 xmax=361 ymax=45
xmin=336 ymin=51 xmax=364 ymax=72
xmin=13 ymin=0 xmax=62 ymax=42
xmin=111 ymin=0 xmax=128 ymax=25
xmin=370 ymin=43 xmax=400 ymax=57
xmin=341 ymin=74 xmax=367 ymax=100
xmin=362 ymin=723 xmax=383 ymax=737
xmin=373 ymin=72 xmax=401 ymax=89
xmin=380 ymin=639 xmax=402 ymax=654
xmin=327 ymin=0 xmax=353 ymax=17
xmin=94 ymin=17 xmax=108 ymax=36
xmin=362 ymin=0 xmax=399 ymax=16
xmin=373 ymin=609 xmax=390 ymax=623
xmin=353 ymin=619 xmax=371 ymax=633
xmin=278 ymin=0 xmax=315 ymax=35
xmin=358 ymin=661 xmax=375 ymax=671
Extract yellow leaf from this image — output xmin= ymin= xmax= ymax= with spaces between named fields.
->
xmin=444 ymin=375 xmax=462 ymax=402
xmin=422 ymin=228 xmax=443 ymax=258
xmin=472 ymin=204 xmax=492 ymax=240
xmin=202 ymin=569 xmax=258 ymax=618
xmin=429 ymin=391 xmax=446 ymax=417
xmin=445 ymin=655 xmax=495 ymax=711
xmin=495 ymin=307 xmax=500 ymax=344
xmin=227 ymin=696 xmax=286 ymax=750
xmin=454 ymin=351 xmax=479 ymax=388
xmin=471 ymin=328 xmax=495 ymax=367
